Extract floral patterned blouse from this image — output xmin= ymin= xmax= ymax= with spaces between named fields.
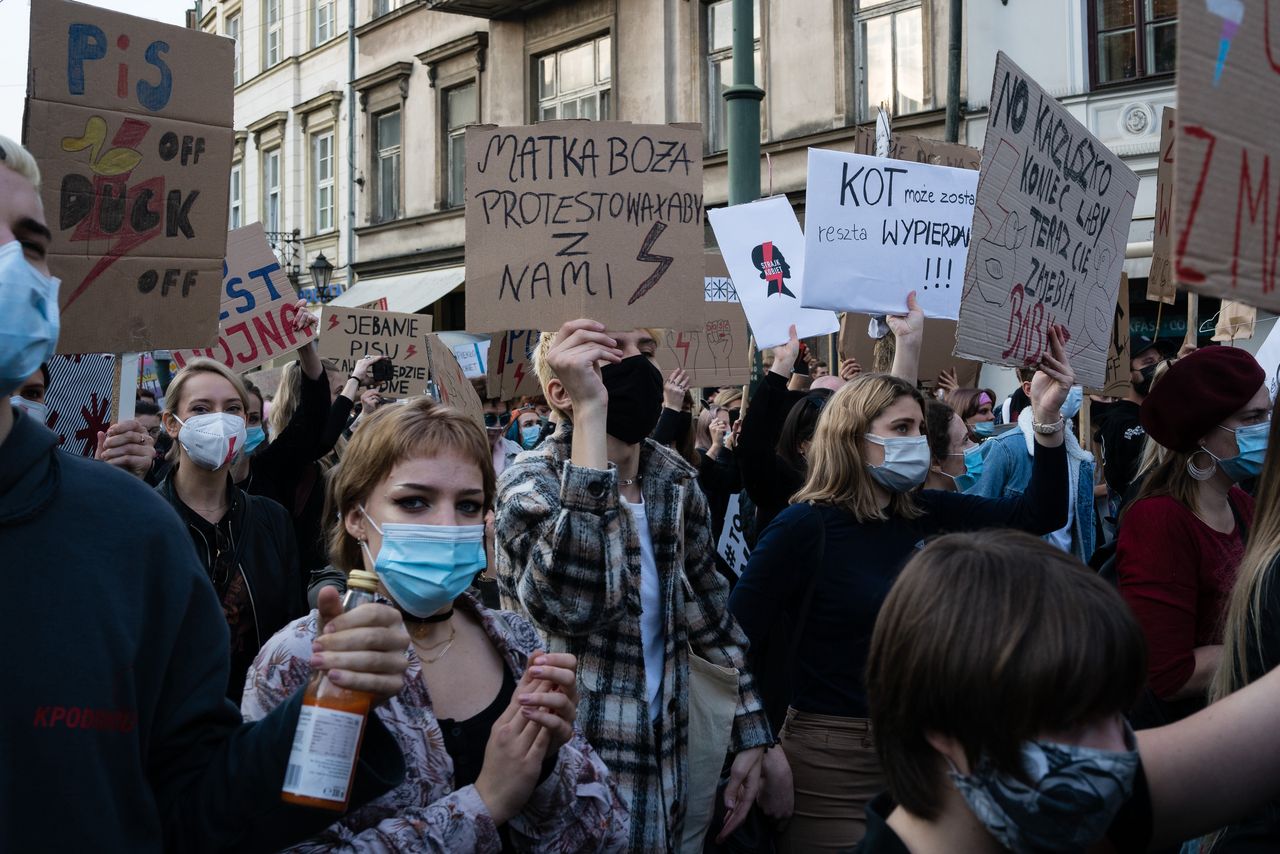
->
xmin=241 ymin=593 xmax=630 ymax=852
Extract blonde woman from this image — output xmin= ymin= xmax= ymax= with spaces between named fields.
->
xmin=729 ymin=327 xmax=1075 ymax=849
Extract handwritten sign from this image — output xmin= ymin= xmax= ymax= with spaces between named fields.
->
xmin=464 ymin=122 xmax=705 ymax=332
xmin=426 ymin=334 xmax=485 ymax=428
xmin=854 ymin=126 xmax=983 ymax=171
xmin=716 ymin=493 xmax=752 ymax=579
xmin=1088 ymin=274 xmax=1132 ymax=398
xmin=485 ymin=329 xmax=541 ymax=401
xmin=26 ymin=0 xmax=234 ymax=355
xmin=318 ymin=307 xmax=432 ymax=398
xmin=169 ymin=224 xmax=310 ymax=373
xmin=358 ymin=297 xmax=388 ymax=311
xmin=707 ymin=196 xmax=840 ymax=349
xmin=955 ymin=52 xmax=1137 ymax=388
xmin=1147 ymin=109 xmax=1177 ymax=305
xmin=657 ymin=306 xmax=751 ymax=389
xmin=802 ymin=149 xmax=977 ymax=320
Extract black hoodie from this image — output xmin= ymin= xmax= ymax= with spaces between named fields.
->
xmin=0 ymin=409 xmax=404 ymax=852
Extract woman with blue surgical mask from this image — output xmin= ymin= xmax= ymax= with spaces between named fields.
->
xmin=154 ymin=358 xmax=305 ymax=704
xmin=731 ymin=300 xmax=1076 ymax=850
xmin=241 ymin=397 xmax=628 ymax=850
xmin=923 ymin=400 xmax=983 ymax=493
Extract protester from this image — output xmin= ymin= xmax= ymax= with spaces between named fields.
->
xmin=243 ymin=397 xmax=628 ymax=849
xmin=944 ymin=387 xmax=998 ymax=438
xmin=513 ymin=404 xmax=544 ymax=450
xmin=156 ymin=358 xmax=306 ymax=703
xmin=475 ymin=381 xmax=522 ymax=477
xmin=1097 ymin=335 xmax=1164 ymax=497
xmin=0 ymin=132 xmax=412 ymax=852
xmin=653 ymin=367 xmax=694 ymax=445
xmin=496 ymin=319 xmax=773 ymax=851
xmin=135 ymin=398 xmax=162 ymax=438
xmin=730 ymin=305 xmax=1074 ymax=848
xmin=921 ymin=399 xmax=980 ymax=493
xmin=812 ymin=360 xmax=830 ymax=379
xmin=996 ymin=367 xmax=1034 ymax=425
xmin=1117 ymin=346 xmax=1267 ymax=726
xmin=11 ymin=364 xmax=47 ymax=423
xmin=694 ymin=403 xmax=743 ymax=569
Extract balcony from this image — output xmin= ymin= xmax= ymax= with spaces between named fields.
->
xmin=422 ymin=0 xmax=555 ymax=19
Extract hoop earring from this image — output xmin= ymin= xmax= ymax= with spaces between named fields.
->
xmin=1187 ymin=449 xmax=1218 ymax=482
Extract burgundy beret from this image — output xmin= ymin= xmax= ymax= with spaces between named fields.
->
xmin=1140 ymin=346 xmax=1265 ymax=453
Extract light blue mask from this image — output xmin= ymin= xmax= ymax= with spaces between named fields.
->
xmin=243 ymin=425 xmax=267 ymax=455
xmin=973 ymin=421 xmax=996 ymax=438
xmin=1212 ymin=421 xmax=1270 ymax=482
xmin=950 ymin=443 xmax=986 ymax=492
xmin=1061 ymin=385 xmax=1084 ymax=420
xmin=0 ymin=241 xmax=59 ymax=394
xmin=520 ymin=424 xmax=542 ymax=450
xmin=360 ymin=507 xmax=486 ymax=618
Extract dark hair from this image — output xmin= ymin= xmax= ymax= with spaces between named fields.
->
xmin=945 ymin=388 xmax=997 ymax=422
xmin=867 ymin=531 xmax=1146 ymax=821
xmin=923 ymin=399 xmax=957 ymax=464
xmin=242 ymin=379 xmax=264 ymax=412
xmin=777 ymin=389 xmax=832 ymax=473
xmin=135 ymin=399 xmax=161 ymax=417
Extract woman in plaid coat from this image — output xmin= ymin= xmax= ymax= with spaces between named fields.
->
xmin=496 ymin=321 xmax=774 ymax=852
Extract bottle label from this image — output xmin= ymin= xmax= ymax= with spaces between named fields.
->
xmin=282 ymin=704 xmax=366 ymax=802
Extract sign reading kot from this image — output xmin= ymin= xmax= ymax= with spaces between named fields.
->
xmin=25 ymin=0 xmax=234 ymax=355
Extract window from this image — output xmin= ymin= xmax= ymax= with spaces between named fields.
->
xmin=445 ymin=83 xmax=477 ymax=208
xmin=854 ymin=0 xmax=925 ymax=122
xmin=229 ymin=163 xmax=242 ymax=229
xmin=1091 ymin=0 xmax=1176 ymax=86
xmin=226 ymin=12 xmax=242 ymax=86
xmin=263 ymin=147 xmax=281 ymax=232
xmin=374 ymin=0 xmax=402 ymax=16
xmin=264 ymin=0 xmax=283 ymax=69
xmin=373 ymin=109 xmax=401 ymax=223
xmin=314 ymin=0 xmax=336 ymax=46
xmin=537 ymin=35 xmax=612 ymax=122
xmin=312 ymin=131 xmax=335 ymax=232
xmin=706 ymin=0 xmax=762 ymax=153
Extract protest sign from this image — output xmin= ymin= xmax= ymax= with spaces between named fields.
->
xmin=802 ymin=148 xmax=977 ymax=320
xmin=1256 ymin=319 xmax=1280 ymax=400
xmin=450 ymin=337 xmax=488 ymax=379
xmin=656 ymin=305 xmax=752 ymax=389
xmin=358 ymin=297 xmax=389 ymax=311
xmin=465 ymin=121 xmax=705 ymax=332
xmin=955 ymin=52 xmax=1137 ymax=388
xmin=1212 ymin=300 xmax=1257 ymax=343
xmin=716 ymin=493 xmax=752 ymax=579
xmin=43 ymin=353 xmax=117 ymax=457
xmin=318 ymin=307 xmax=432 ymax=397
xmin=1174 ymin=3 xmax=1280 ymax=311
xmin=1147 ymin=109 xmax=1177 ymax=305
xmin=704 ymin=249 xmax=739 ymax=302
xmin=25 ymin=0 xmax=234 ymax=355
xmin=707 ymin=196 xmax=840 ymax=349
xmin=1088 ymin=274 xmax=1132 ymax=398
xmin=838 ymin=314 xmax=982 ymax=388
xmin=854 ymin=126 xmax=982 ymax=171
xmin=485 ymin=329 xmax=541 ymax=400
xmin=169 ymin=224 xmax=311 ymax=373
xmin=426 ymin=334 xmax=485 ymax=428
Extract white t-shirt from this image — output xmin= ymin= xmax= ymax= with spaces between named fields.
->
xmin=625 ymin=498 xmax=665 ymax=722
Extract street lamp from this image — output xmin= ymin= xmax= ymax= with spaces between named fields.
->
xmin=310 ymin=252 xmax=335 ymax=300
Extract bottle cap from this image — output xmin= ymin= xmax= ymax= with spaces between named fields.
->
xmin=347 ymin=569 xmax=379 ymax=593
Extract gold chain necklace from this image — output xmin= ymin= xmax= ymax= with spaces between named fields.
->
xmin=413 ymin=624 xmax=457 ymax=664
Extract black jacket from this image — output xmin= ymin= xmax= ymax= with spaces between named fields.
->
xmin=736 ymin=371 xmax=809 ymax=533
xmin=0 ymin=408 xmax=403 ymax=852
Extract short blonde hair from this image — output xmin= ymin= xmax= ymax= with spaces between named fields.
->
xmin=0 ymin=135 xmax=40 ymax=190
xmin=533 ymin=326 xmax=661 ymax=421
xmin=163 ymin=358 xmax=251 ymax=463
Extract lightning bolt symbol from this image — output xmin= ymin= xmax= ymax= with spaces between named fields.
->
xmin=406 ymin=344 xmax=418 ymax=359
xmin=627 ymin=221 xmax=673 ymax=305
xmin=513 ymin=361 xmax=527 ymax=389
xmin=675 ymin=333 xmax=691 ymax=365
xmin=327 ymin=314 xmax=340 ymax=330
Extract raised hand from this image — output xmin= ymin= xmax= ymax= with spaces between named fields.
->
xmin=1029 ymin=324 xmax=1076 ymax=421
xmin=664 ymin=368 xmax=690 ymax=411
xmin=770 ymin=325 xmax=801 ymax=378
xmin=546 ymin=319 xmax=622 ymax=411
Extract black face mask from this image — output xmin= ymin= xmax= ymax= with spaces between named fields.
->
xmin=1133 ymin=363 xmax=1157 ymax=397
xmin=601 ymin=355 xmax=664 ymax=445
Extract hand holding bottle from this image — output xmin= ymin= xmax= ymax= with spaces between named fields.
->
xmin=311 ymin=585 xmax=410 ymax=702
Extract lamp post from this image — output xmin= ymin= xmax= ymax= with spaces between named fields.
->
xmin=310 ymin=252 xmax=336 ymax=301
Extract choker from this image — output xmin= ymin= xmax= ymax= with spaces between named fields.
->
xmin=405 ymin=608 xmax=454 ymax=625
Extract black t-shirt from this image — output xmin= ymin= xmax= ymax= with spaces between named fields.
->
xmin=1098 ymin=400 xmax=1146 ymax=495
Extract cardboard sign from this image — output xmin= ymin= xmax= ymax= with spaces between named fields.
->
xmin=1088 ymin=274 xmax=1132 ymax=397
xmin=854 ymin=126 xmax=983 ymax=171
xmin=716 ymin=493 xmax=752 ymax=578
xmin=42 ymin=353 xmax=117 ymax=456
xmin=464 ymin=122 xmax=705 ymax=332
xmin=485 ymin=329 xmax=541 ymax=401
xmin=1147 ymin=109 xmax=1177 ymax=305
xmin=25 ymin=0 xmax=234 ymax=355
xmin=426 ymin=334 xmax=485 ymax=428
xmin=955 ymin=52 xmax=1138 ymax=388
xmin=838 ymin=314 xmax=982 ymax=388
xmin=1174 ymin=2 xmax=1280 ymax=310
xmin=707 ymin=196 xmax=840 ymax=349
xmin=803 ymin=148 xmax=977 ymax=320
xmin=1213 ymin=300 xmax=1257 ymax=343
xmin=318 ymin=307 xmax=433 ymax=397
xmin=656 ymin=304 xmax=752 ymax=389
xmin=358 ymin=297 xmax=389 ymax=311
xmin=169 ymin=224 xmax=311 ymax=373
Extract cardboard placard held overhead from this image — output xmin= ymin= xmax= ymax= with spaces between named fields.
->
xmin=838 ymin=315 xmax=982 ymax=388
xmin=1088 ymin=273 xmax=1132 ymax=398
xmin=854 ymin=126 xmax=983 ymax=171
xmin=318 ymin=307 xmax=432 ymax=398
xmin=169 ymin=224 xmax=312 ymax=373
xmin=803 ymin=148 xmax=977 ymax=320
xmin=656 ymin=306 xmax=752 ymax=389
xmin=1174 ymin=3 xmax=1280 ymax=311
xmin=464 ymin=122 xmax=705 ymax=332
xmin=1147 ymin=109 xmax=1177 ymax=305
xmin=25 ymin=0 xmax=234 ymax=355
xmin=426 ymin=334 xmax=485 ymax=429
xmin=707 ymin=196 xmax=840 ymax=349
xmin=485 ymin=329 xmax=542 ymax=401
xmin=955 ymin=52 xmax=1138 ymax=388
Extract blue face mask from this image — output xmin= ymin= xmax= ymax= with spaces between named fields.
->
xmin=1212 ymin=421 xmax=1270 ymax=482
xmin=360 ymin=507 xmax=487 ymax=618
xmin=243 ymin=425 xmax=266 ymax=455
xmin=947 ymin=443 xmax=986 ymax=492
xmin=973 ymin=420 xmax=996 ymax=438
xmin=0 ymin=241 xmax=60 ymax=394
xmin=1061 ymin=385 xmax=1084 ymax=420
xmin=519 ymin=423 xmax=541 ymax=450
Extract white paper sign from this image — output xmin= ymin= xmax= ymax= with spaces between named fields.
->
xmin=802 ymin=149 xmax=977 ymax=320
xmin=707 ymin=196 xmax=840 ymax=348
xmin=1256 ymin=319 xmax=1280 ymax=401
xmin=716 ymin=493 xmax=752 ymax=578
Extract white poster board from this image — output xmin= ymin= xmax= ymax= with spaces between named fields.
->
xmin=707 ymin=197 xmax=840 ymax=348
xmin=802 ymin=149 xmax=977 ymax=320
xmin=1256 ymin=319 xmax=1280 ymax=401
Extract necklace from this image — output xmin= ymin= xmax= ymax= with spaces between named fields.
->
xmin=414 ymin=623 xmax=458 ymax=664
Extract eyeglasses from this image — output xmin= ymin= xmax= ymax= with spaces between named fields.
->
xmin=483 ymin=412 xmax=512 ymax=429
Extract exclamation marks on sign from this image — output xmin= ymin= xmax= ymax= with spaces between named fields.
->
xmin=923 ymin=257 xmax=954 ymax=290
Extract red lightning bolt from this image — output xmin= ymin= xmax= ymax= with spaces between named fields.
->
xmin=627 ymin=222 xmax=673 ymax=305
xmin=327 ymin=314 xmax=340 ymax=330
xmin=405 ymin=344 xmax=418 ymax=359
xmin=513 ymin=361 xmax=527 ymax=390
xmin=675 ymin=333 xmax=691 ymax=365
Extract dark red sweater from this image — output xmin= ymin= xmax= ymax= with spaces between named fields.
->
xmin=1117 ymin=488 xmax=1253 ymax=698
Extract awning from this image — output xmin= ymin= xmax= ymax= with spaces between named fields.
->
xmin=329 ymin=266 xmax=465 ymax=314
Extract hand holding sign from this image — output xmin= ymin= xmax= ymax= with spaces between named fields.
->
xmin=545 ymin=320 xmax=623 ymax=411
xmin=1029 ymin=325 xmax=1076 ymax=420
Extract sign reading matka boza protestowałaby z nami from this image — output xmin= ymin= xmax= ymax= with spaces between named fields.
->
xmin=25 ymin=0 xmax=234 ymax=355
xmin=465 ymin=122 xmax=705 ymax=332
xmin=954 ymin=52 xmax=1137 ymax=388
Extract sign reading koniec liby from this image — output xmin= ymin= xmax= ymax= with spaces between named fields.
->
xmin=464 ymin=122 xmax=705 ymax=332
xmin=1147 ymin=108 xmax=1176 ymax=305
xmin=955 ymin=52 xmax=1138 ymax=388
xmin=169 ymin=224 xmax=312 ymax=373
xmin=25 ymin=0 xmax=234 ymax=355
xmin=802 ymin=148 xmax=977 ymax=320
xmin=318 ymin=307 xmax=433 ymax=398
